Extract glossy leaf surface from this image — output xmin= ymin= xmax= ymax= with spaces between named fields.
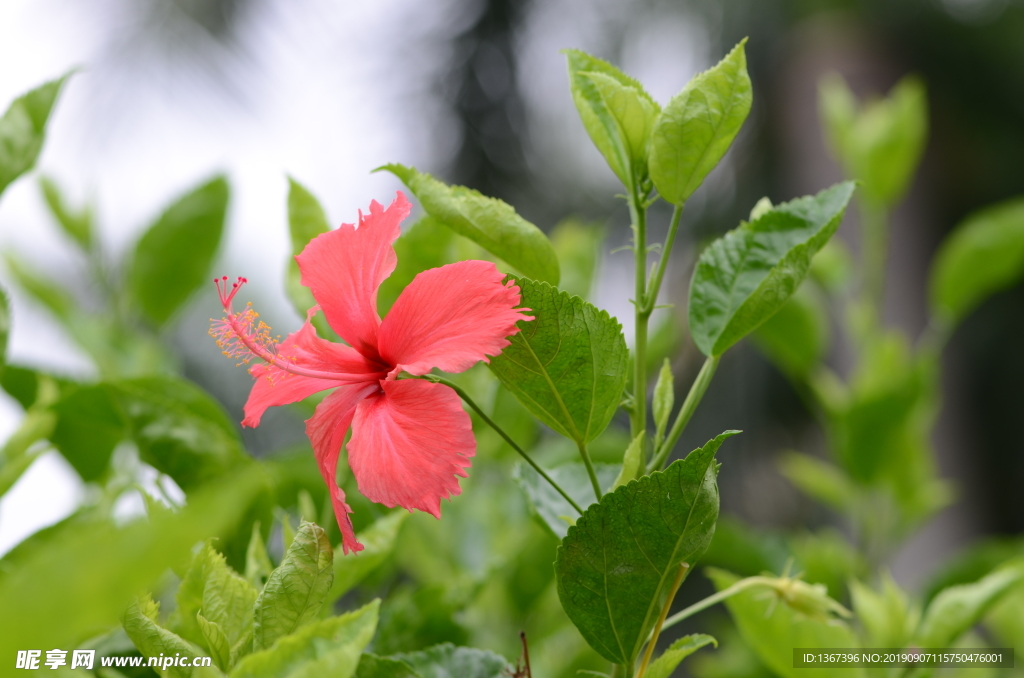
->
xmin=253 ymin=522 xmax=334 ymax=651
xmin=382 ymin=164 xmax=559 ymax=284
xmin=930 ymin=196 xmax=1024 ymax=323
xmin=393 ymin=643 xmax=510 ymax=678
xmin=565 ymin=49 xmax=659 ymax=188
xmin=489 ymin=278 xmax=627 ymax=444
xmin=649 ymin=40 xmax=751 ymax=205
xmin=555 ymin=432 xmax=736 ymax=664
xmin=232 ymin=601 xmax=378 ymax=678
xmin=646 ymin=634 xmax=717 ymax=678
xmin=130 ymin=176 xmax=229 ymax=326
xmin=689 ymin=182 xmax=854 ymax=357
xmin=0 ymin=74 xmax=69 ymax=197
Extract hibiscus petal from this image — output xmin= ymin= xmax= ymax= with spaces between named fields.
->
xmin=295 ymin=193 xmax=411 ymax=358
xmin=377 ymin=260 xmax=529 ymax=377
xmin=242 ymin=318 xmax=385 ymax=427
xmin=348 ymin=379 xmax=474 ymax=518
xmin=306 ymin=382 xmax=381 ymax=554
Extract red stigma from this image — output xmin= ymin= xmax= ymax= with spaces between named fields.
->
xmin=215 ymin=276 xmax=248 ymax=310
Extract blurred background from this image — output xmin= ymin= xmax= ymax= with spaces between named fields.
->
xmin=1 ymin=0 xmax=1023 ymax=637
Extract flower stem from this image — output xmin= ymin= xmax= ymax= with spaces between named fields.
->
xmin=660 ymin=576 xmax=774 ymax=633
xmin=648 ymin=355 xmax=719 ymax=473
xmin=637 ymin=562 xmax=690 ymax=678
xmin=424 ymin=375 xmax=584 ymax=515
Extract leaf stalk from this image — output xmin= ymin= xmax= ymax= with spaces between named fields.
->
xmin=660 ymin=575 xmax=775 ymax=633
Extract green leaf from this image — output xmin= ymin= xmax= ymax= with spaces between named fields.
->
xmin=850 ymin=573 xmax=919 ymax=649
xmin=356 ymin=654 xmax=421 ymax=678
xmin=986 ymin=582 xmax=1024 ymax=652
xmin=0 ymin=467 xmax=263 ymax=665
xmin=129 ymin=176 xmax=229 ymax=326
xmin=285 ymin=177 xmax=332 ymax=337
xmin=707 ymin=568 xmax=864 ymax=678
xmin=929 ymin=196 xmax=1024 ymax=323
xmin=116 ymin=377 xmax=248 ymax=490
xmin=381 ymin=164 xmax=559 ymax=284
xmin=124 ymin=595 xmax=203 ymax=678
xmin=201 ymin=550 xmax=259 ymax=652
xmin=564 ymin=50 xmax=659 ymax=188
xmin=0 ymin=74 xmax=70 ymax=197
xmin=51 ymin=376 xmax=245 ymax=489
xmin=513 ymin=461 xmax=620 ymax=538
xmin=612 ymin=433 xmax=644 ymax=490
xmin=915 ymin=563 xmax=1024 ymax=649
xmin=922 ymin=537 xmax=1024 ymax=603
xmin=646 ymin=634 xmax=718 ymax=678
xmin=688 ymin=182 xmax=855 ymax=357
xmin=778 ymin=452 xmax=858 ymax=513
xmin=49 ymin=383 xmax=125 ymax=481
xmin=649 ymin=40 xmax=752 ymax=205
xmin=834 ymin=333 xmax=922 ymax=484
xmin=0 ymin=286 xmax=8 ymax=364
xmin=40 ymin=176 xmax=93 ymax=250
xmin=231 ymin=600 xmax=379 ymax=678
xmin=652 ymin=359 xmax=674 ymax=448
xmin=328 ymin=511 xmax=407 ymax=604
xmin=253 ymin=521 xmax=334 ymax=651
xmin=488 ymin=278 xmax=627 ymax=444
xmin=751 ymin=284 xmax=829 ymax=377
xmin=197 ymin=613 xmax=232 ymax=672
xmin=245 ymin=521 xmax=274 ymax=589
xmin=819 ymin=74 xmax=927 ymax=207
xmin=555 ymin=432 xmax=737 ymax=665
xmin=174 ymin=541 xmax=226 ymax=646
xmin=393 ymin=643 xmax=510 ymax=678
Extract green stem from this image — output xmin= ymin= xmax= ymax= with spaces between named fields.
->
xmin=577 ymin=441 xmax=604 ymax=502
xmin=637 ymin=562 xmax=690 ymax=678
xmin=648 ymin=355 xmax=719 ymax=473
xmin=630 ymin=187 xmax=649 ymax=442
xmin=643 ymin=204 xmax=683 ymax=314
xmin=660 ymin=576 xmax=774 ymax=633
xmin=425 ymin=375 xmax=584 ymax=514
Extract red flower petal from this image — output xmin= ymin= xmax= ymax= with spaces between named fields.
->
xmin=295 ymin=192 xmax=411 ymax=359
xmin=377 ymin=261 xmax=528 ymax=377
xmin=241 ymin=319 xmax=385 ymax=427
xmin=347 ymin=379 xmax=474 ymax=518
xmin=306 ymin=382 xmax=381 ymax=554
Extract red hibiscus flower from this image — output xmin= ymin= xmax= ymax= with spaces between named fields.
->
xmin=211 ymin=192 xmax=529 ymax=553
